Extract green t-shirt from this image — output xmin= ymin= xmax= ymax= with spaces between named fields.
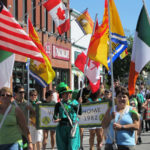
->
xmin=0 ymin=105 xmax=22 ymax=144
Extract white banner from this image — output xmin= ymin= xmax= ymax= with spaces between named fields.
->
xmin=36 ymin=101 xmax=110 ymax=129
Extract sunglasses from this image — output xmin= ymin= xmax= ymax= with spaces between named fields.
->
xmin=31 ymin=94 xmax=37 ymax=96
xmin=19 ymin=91 xmax=25 ymax=94
xmin=1 ymin=94 xmax=12 ymax=98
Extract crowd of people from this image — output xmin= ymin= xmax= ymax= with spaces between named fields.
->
xmin=0 ymin=80 xmax=150 ymax=150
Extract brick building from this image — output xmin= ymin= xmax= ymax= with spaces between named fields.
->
xmin=2 ymin=0 xmax=71 ymax=98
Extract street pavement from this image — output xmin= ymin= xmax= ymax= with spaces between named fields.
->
xmin=46 ymin=129 xmax=150 ymax=150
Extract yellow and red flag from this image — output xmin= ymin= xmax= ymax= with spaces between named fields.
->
xmin=88 ymin=0 xmax=127 ymax=70
xmin=76 ymin=9 xmax=94 ymax=34
xmin=28 ymin=18 xmax=55 ymax=87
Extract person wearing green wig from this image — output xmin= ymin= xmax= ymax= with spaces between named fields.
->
xmin=53 ymin=82 xmax=82 ymax=150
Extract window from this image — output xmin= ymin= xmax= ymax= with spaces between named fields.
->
xmin=32 ymin=0 xmax=36 ymax=26
xmin=44 ymin=8 xmax=48 ymax=31
xmin=13 ymin=0 xmax=18 ymax=19
xmin=74 ymin=75 xmax=78 ymax=90
xmin=51 ymin=21 xmax=55 ymax=33
xmin=22 ymin=0 xmax=27 ymax=23
xmin=74 ymin=51 xmax=80 ymax=63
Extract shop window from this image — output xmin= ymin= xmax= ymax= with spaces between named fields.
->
xmin=52 ymin=68 xmax=70 ymax=86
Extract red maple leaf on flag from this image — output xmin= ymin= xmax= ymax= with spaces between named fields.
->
xmin=57 ymin=7 xmax=65 ymax=20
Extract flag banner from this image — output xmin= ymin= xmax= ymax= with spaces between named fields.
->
xmin=28 ymin=19 xmax=55 ymax=87
xmin=128 ymin=6 xmax=150 ymax=96
xmin=36 ymin=101 xmax=110 ymax=129
xmin=0 ymin=50 xmax=14 ymax=88
xmin=76 ymin=9 xmax=94 ymax=34
xmin=43 ymin=0 xmax=70 ymax=35
xmin=75 ymin=51 xmax=101 ymax=93
xmin=88 ymin=0 xmax=127 ymax=70
xmin=0 ymin=2 xmax=44 ymax=62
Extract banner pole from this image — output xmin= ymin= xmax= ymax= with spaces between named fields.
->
xmin=26 ymin=15 xmax=30 ymax=126
xmin=108 ymin=0 xmax=116 ymax=142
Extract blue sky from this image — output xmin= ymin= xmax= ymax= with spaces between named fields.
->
xmin=70 ymin=0 xmax=150 ymax=36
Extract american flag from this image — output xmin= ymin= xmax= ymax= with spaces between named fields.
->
xmin=0 ymin=2 xmax=44 ymax=62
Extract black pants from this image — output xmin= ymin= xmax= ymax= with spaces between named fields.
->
xmin=105 ymin=144 xmax=135 ymax=150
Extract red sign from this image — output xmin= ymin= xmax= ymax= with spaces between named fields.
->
xmin=52 ymin=44 xmax=70 ymax=61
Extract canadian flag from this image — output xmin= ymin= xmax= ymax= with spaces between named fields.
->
xmin=43 ymin=0 xmax=70 ymax=35
xmin=75 ymin=51 xmax=101 ymax=93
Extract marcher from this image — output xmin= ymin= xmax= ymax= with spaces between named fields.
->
xmin=88 ymin=90 xmax=103 ymax=150
xmin=14 ymin=85 xmax=34 ymax=150
xmin=77 ymin=79 xmax=91 ymax=150
xmin=102 ymin=86 xmax=140 ymax=150
xmin=43 ymin=90 xmax=56 ymax=150
xmin=0 ymin=87 xmax=33 ymax=150
xmin=53 ymin=82 xmax=82 ymax=150
xmin=29 ymin=90 xmax=43 ymax=150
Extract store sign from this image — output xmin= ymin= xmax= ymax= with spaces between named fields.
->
xmin=52 ymin=44 xmax=70 ymax=60
xmin=36 ymin=101 xmax=110 ymax=129
xmin=44 ymin=42 xmax=51 ymax=54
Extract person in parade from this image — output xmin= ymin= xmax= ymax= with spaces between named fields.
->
xmin=14 ymin=85 xmax=35 ymax=150
xmin=29 ymin=90 xmax=43 ymax=150
xmin=42 ymin=90 xmax=56 ymax=150
xmin=102 ymin=86 xmax=140 ymax=150
xmin=0 ymin=87 xmax=33 ymax=150
xmin=87 ymin=89 xmax=103 ymax=150
xmin=53 ymin=82 xmax=82 ymax=150
xmin=76 ymin=79 xmax=91 ymax=150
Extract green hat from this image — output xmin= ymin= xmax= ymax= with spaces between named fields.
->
xmin=56 ymin=82 xmax=72 ymax=94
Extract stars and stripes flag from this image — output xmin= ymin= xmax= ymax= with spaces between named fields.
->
xmin=0 ymin=2 xmax=44 ymax=62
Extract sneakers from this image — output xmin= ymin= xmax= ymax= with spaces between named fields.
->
xmin=137 ymin=137 xmax=142 ymax=145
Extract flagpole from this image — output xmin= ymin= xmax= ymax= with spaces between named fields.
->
xmin=73 ymin=34 xmax=86 ymax=45
xmin=108 ymin=0 xmax=116 ymax=143
xmin=27 ymin=15 xmax=30 ymax=126
xmin=142 ymin=0 xmax=150 ymax=25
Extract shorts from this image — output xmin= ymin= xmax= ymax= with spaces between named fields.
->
xmin=29 ymin=125 xmax=43 ymax=144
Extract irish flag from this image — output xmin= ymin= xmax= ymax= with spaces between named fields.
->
xmin=128 ymin=6 xmax=150 ymax=96
xmin=0 ymin=50 xmax=15 ymax=88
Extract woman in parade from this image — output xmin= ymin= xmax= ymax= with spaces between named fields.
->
xmin=43 ymin=90 xmax=56 ymax=150
xmin=29 ymin=90 xmax=43 ymax=150
xmin=88 ymin=89 xmax=103 ymax=150
xmin=0 ymin=87 xmax=33 ymax=150
xmin=102 ymin=86 xmax=140 ymax=150
xmin=53 ymin=82 xmax=82 ymax=150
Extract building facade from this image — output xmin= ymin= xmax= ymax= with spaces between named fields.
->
xmin=2 ymin=0 xmax=71 ymax=98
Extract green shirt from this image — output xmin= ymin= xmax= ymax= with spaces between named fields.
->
xmin=0 ymin=105 xmax=22 ymax=144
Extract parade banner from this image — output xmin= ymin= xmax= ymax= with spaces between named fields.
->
xmin=36 ymin=101 xmax=110 ymax=129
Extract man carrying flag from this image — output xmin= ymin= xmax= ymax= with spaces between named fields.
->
xmin=28 ymin=19 xmax=55 ymax=87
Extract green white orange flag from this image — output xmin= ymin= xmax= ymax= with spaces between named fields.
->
xmin=128 ymin=6 xmax=150 ymax=96
xmin=0 ymin=50 xmax=14 ymax=88
xmin=28 ymin=19 xmax=55 ymax=87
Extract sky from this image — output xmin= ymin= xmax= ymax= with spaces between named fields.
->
xmin=70 ymin=0 xmax=150 ymax=36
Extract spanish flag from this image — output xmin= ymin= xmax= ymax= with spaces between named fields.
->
xmin=88 ymin=0 xmax=127 ymax=70
xmin=76 ymin=9 xmax=94 ymax=34
xmin=28 ymin=19 xmax=55 ymax=87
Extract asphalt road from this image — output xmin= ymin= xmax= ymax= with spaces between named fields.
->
xmin=46 ymin=129 xmax=150 ymax=150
